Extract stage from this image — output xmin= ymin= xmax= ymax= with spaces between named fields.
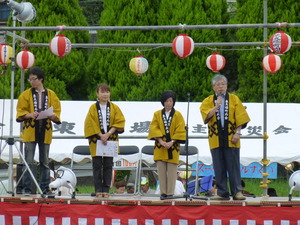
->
xmin=1 ymin=194 xmax=300 ymax=225
xmin=0 ymin=193 xmax=298 ymax=206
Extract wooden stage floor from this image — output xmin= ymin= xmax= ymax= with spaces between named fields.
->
xmin=1 ymin=193 xmax=299 ymax=207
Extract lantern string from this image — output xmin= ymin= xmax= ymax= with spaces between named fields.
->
xmin=56 ymin=25 xmax=66 ymax=36
xmin=179 ymin=23 xmax=186 ymax=31
xmin=276 ymin=22 xmax=287 ymax=28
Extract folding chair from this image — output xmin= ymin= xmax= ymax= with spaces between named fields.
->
xmin=138 ymin=145 xmax=199 ymax=194
xmin=114 ymin=145 xmax=140 ymax=194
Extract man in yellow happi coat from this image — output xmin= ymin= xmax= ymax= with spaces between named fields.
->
xmin=200 ymin=75 xmax=250 ymax=201
xmin=16 ymin=67 xmax=61 ymax=195
xmin=148 ymin=90 xmax=186 ymax=200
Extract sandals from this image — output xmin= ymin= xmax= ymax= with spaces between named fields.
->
xmin=96 ymin=192 xmax=110 ymax=198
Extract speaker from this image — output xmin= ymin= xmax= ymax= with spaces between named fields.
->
xmin=16 ymin=163 xmax=37 ymax=194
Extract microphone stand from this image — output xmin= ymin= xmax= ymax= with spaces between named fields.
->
xmin=183 ymin=92 xmax=191 ymax=201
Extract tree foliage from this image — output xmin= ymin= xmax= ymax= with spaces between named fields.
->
xmin=230 ymin=0 xmax=300 ymax=103
xmin=0 ymin=0 xmax=90 ymax=100
xmin=1 ymin=0 xmax=299 ymax=103
xmin=86 ymin=0 xmax=229 ymax=102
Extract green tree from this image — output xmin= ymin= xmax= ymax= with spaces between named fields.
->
xmin=230 ymin=0 xmax=300 ymax=103
xmin=86 ymin=0 xmax=229 ymax=102
xmin=0 ymin=0 xmax=90 ymax=100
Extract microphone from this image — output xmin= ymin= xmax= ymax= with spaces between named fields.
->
xmin=218 ymin=92 xmax=222 ymax=97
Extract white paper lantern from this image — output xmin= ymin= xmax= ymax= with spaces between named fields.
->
xmin=16 ymin=49 xmax=35 ymax=70
xmin=49 ymin=35 xmax=72 ymax=57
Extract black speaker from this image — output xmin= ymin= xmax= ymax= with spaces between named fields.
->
xmin=16 ymin=163 xmax=37 ymax=194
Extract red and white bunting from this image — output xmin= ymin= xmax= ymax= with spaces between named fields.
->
xmin=262 ymin=53 xmax=282 ymax=73
xmin=49 ymin=35 xmax=72 ymax=57
xmin=16 ymin=50 xmax=35 ymax=70
xmin=206 ymin=53 xmax=226 ymax=72
xmin=172 ymin=34 xmax=194 ymax=59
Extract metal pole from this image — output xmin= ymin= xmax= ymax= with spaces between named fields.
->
xmin=7 ymin=16 xmax=17 ymax=195
xmin=262 ymin=0 xmax=268 ymax=197
xmin=0 ymin=23 xmax=299 ymax=31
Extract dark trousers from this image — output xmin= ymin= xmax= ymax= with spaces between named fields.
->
xmin=211 ymin=147 xmax=242 ymax=197
xmin=92 ymin=156 xmax=113 ymax=193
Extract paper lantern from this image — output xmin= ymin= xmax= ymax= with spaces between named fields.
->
xmin=0 ymin=44 xmax=12 ymax=65
xmin=262 ymin=53 xmax=282 ymax=74
xmin=269 ymin=31 xmax=292 ymax=55
xmin=206 ymin=53 xmax=226 ymax=72
xmin=16 ymin=49 xmax=35 ymax=70
xmin=49 ymin=35 xmax=72 ymax=57
xmin=172 ymin=34 xmax=194 ymax=58
xmin=129 ymin=56 xmax=148 ymax=75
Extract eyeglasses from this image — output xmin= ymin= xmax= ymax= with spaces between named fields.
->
xmin=214 ymin=82 xmax=227 ymax=87
xmin=27 ymin=78 xmax=38 ymax=82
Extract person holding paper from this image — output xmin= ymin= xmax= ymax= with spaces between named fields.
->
xmin=148 ymin=90 xmax=186 ymax=200
xmin=16 ymin=67 xmax=61 ymax=195
xmin=84 ymin=83 xmax=125 ymax=198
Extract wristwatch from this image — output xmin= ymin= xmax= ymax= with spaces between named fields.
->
xmin=236 ymin=130 xmax=242 ymax=135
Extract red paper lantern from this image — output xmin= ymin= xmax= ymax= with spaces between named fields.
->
xmin=49 ymin=35 xmax=72 ymax=57
xmin=262 ymin=53 xmax=282 ymax=73
xmin=172 ymin=34 xmax=194 ymax=58
xmin=269 ymin=31 xmax=292 ymax=55
xmin=206 ymin=53 xmax=226 ymax=72
xmin=16 ymin=49 xmax=35 ymax=70
xmin=0 ymin=44 xmax=12 ymax=65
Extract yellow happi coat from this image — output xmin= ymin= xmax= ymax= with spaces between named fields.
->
xmin=200 ymin=93 xmax=250 ymax=149
xmin=16 ymin=88 xmax=61 ymax=144
xmin=84 ymin=102 xmax=125 ymax=157
xmin=148 ymin=109 xmax=186 ymax=164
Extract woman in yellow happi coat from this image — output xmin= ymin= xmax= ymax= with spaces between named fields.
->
xmin=84 ymin=83 xmax=125 ymax=197
xmin=148 ymin=90 xmax=186 ymax=200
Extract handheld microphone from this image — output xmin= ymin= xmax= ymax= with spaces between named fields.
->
xmin=218 ymin=92 xmax=222 ymax=97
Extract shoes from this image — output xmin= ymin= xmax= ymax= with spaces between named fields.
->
xmin=103 ymin=192 xmax=110 ymax=198
xmin=165 ymin=195 xmax=174 ymax=199
xmin=96 ymin=192 xmax=110 ymax=198
xmin=160 ymin=194 xmax=174 ymax=200
xmin=210 ymin=195 xmax=230 ymax=200
xmin=233 ymin=192 xmax=246 ymax=200
xmin=160 ymin=194 xmax=167 ymax=200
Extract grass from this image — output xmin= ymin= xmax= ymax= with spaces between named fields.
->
xmin=243 ymin=178 xmax=293 ymax=197
xmin=76 ymin=178 xmax=296 ymax=197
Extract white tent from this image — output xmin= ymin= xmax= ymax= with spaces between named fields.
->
xmin=1 ymin=99 xmax=299 ymax=167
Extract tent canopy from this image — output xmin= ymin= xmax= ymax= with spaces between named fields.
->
xmin=0 ymin=100 xmax=299 ymax=167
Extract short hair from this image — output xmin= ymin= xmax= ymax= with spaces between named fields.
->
xmin=212 ymin=74 xmax=227 ymax=86
xmin=28 ymin=67 xmax=45 ymax=83
xmin=115 ymin=180 xmax=126 ymax=189
xmin=96 ymin=83 xmax=110 ymax=93
xmin=160 ymin=90 xmax=176 ymax=107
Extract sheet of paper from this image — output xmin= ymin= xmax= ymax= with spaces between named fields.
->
xmin=96 ymin=140 xmax=119 ymax=157
xmin=36 ymin=106 xmax=54 ymax=120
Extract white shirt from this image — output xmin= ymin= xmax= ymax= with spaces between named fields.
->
xmin=155 ymin=180 xmax=185 ymax=195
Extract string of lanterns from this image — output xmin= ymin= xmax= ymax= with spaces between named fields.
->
xmin=0 ymin=31 xmax=292 ymax=74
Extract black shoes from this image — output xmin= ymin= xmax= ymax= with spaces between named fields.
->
xmin=160 ymin=194 xmax=174 ymax=200
xmin=160 ymin=194 xmax=167 ymax=200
